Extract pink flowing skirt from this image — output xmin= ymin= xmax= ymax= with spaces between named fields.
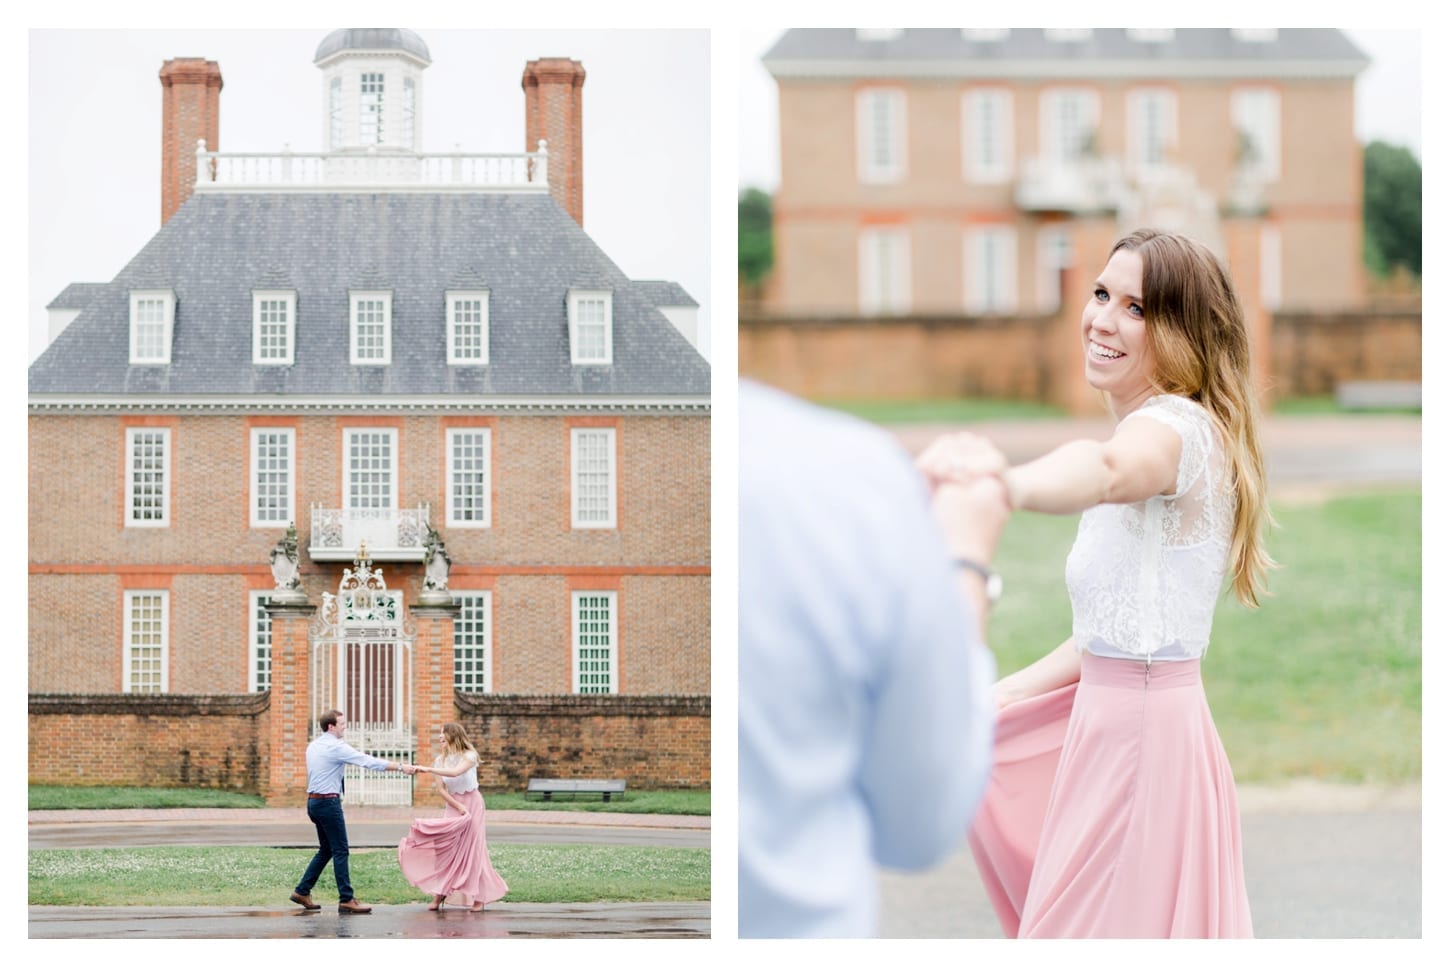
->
xmin=397 ymin=789 xmax=510 ymax=906
xmin=968 ymin=652 xmax=1253 ymax=938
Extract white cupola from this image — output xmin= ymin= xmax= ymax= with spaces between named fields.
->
xmin=314 ymin=28 xmax=431 ymax=153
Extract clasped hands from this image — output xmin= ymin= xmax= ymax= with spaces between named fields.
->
xmin=915 ymin=431 xmax=1014 ymax=564
xmin=398 ymin=763 xmax=431 ymax=775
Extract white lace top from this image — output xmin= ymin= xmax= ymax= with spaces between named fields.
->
xmin=1064 ymin=395 xmax=1233 ymax=661
xmin=437 ymin=750 xmax=480 ymax=794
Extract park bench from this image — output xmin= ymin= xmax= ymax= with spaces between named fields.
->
xmin=525 ymin=777 xmax=627 ymax=802
xmin=1334 ymin=381 xmax=1421 ymax=411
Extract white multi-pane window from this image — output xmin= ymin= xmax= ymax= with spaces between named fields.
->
xmin=570 ymin=427 xmax=617 ymax=529
xmin=329 ymin=77 xmax=343 ymax=148
xmin=403 ymin=77 xmax=417 ymax=148
xmin=572 ymin=591 xmax=617 ymax=694
xmin=568 ymin=290 xmax=612 ymax=365
xmin=360 ymin=72 xmax=384 ymax=143
xmin=248 ymin=592 xmax=272 ymax=693
xmin=1046 ymin=28 xmax=1091 ymax=43
xmin=1040 ymin=88 xmax=1100 ymax=164
xmin=856 ymin=28 xmax=902 ymax=41
xmin=859 ymin=227 xmax=911 ymax=315
xmin=345 ymin=428 xmax=397 ymax=511
xmin=1127 ymin=88 xmax=1177 ymax=170
xmin=447 ymin=428 xmax=491 ymax=527
xmin=1232 ymin=28 xmax=1278 ymax=43
xmin=1036 ymin=227 xmax=1073 ymax=312
xmin=124 ymin=590 xmax=168 ymax=694
xmin=447 ymin=290 xmax=490 ymax=364
xmin=129 ymin=289 xmax=174 ymax=364
xmin=452 ymin=591 xmax=493 ymax=693
xmin=962 ymin=28 xmax=1009 ymax=42
xmin=350 ymin=290 xmax=391 ymax=364
xmin=252 ymin=290 xmax=296 ymax=364
xmin=965 ymin=226 xmax=1019 ymax=314
xmin=250 ymin=428 xmax=295 ymax=527
xmin=857 ymin=87 xmax=906 ymax=184
xmin=1232 ymin=87 xmax=1281 ymax=182
xmin=1260 ymin=223 xmax=1283 ymax=311
xmin=125 ymin=427 xmax=170 ymax=526
xmin=1127 ymin=28 xmax=1174 ymax=43
xmin=963 ymin=88 xmax=1013 ymax=183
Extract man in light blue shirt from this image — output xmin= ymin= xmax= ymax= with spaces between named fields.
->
xmin=290 ymin=709 xmax=417 ymax=914
xmin=739 ymin=381 xmax=1006 ymax=938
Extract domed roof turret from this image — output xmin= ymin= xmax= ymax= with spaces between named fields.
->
xmin=314 ymin=28 xmax=431 ymax=66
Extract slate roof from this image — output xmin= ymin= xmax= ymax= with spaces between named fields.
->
xmin=45 ymin=282 xmax=108 ymax=311
xmin=633 ymin=281 xmax=698 ymax=308
xmin=764 ymin=28 xmax=1369 ymax=77
xmin=29 ymin=191 xmax=709 ymax=399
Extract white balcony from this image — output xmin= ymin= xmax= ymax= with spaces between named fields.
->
xmin=1016 ymin=156 xmax=1130 ymax=213
xmin=309 ymin=503 xmax=430 ymax=561
xmin=193 ymin=140 xmax=549 ymax=194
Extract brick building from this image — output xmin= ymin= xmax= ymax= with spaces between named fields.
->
xmin=761 ymin=28 xmax=1370 ymax=317
xmin=29 ymin=29 xmax=710 ymax=801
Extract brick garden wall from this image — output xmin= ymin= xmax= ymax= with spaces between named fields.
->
xmin=28 ymin=693 xmax=268 ymax=792
xmin=28 ymin=692 xmax=710 ymax=792
xmin=1270 ymin=310 xmax=1422 ymax=396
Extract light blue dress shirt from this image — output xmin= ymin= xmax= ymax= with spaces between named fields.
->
xmin=738 ymin=381 xmax=997 ymax=938
xmin=305 ymin=732 xmax=394 ymax=795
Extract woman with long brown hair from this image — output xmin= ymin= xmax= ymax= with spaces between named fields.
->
xmin=918 ymin=228 xmax=1274 ymax=937
xmin=397 ymin=722 xmax=509 ymax=912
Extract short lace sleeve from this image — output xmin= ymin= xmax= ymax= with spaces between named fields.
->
xmin=1124 ymin=395 xmax=1212 ymax=499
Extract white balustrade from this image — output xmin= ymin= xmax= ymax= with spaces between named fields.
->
xmin=309 ymin=502 xmax=430 ymax=560
xmin=195 ymin=139 xmax=549 ymax=192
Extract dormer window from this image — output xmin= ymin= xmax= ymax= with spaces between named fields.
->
xmin=962 ymin=28 xmax=1009 ymax=42
xmin=350 ymin=290 xmax=392 ymax=365
xmin=568 ymin=289 xmax=613 ymax=365
xmin=129 ymin=289 xmax=175 ymax=364
xmin=447 ymin=290 xmax=490 ymax=364
xmin=1232 ymin=28 xmax=1278 ymax=43
xmin=1046 ymin=29 xmax=1092 ymax=43
xmin=1127 ymin=29 xmax=1174 ymax=43
xmin=253 ymin=289 xmax=296 ymax=365
xmin=856 ymin=29 xmax=903 ymax=42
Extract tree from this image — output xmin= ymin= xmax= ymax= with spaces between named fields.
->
xmin=738 ymin=187 xmax=774 ymax=289
xmin=1363 ymin=141 xmax=1421 ymax=278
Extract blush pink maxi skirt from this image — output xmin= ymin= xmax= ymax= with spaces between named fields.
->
xmin=397 ymin=789 xmax=510 ymax=907
xmin=968 ymin=652 xmax=1253 ymax=938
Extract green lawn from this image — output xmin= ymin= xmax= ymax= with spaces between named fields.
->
xmin=28 ymin=843 xmax=710 ymax=906
xmin=988 ymin=488 xmax=1421 ymax=784
xmin=28 ymin=786 xmax=709 ymax=815
xmin=819 ymin=397 xmax=1068 ymax=424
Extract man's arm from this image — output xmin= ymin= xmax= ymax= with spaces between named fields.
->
xmin=334 ymin=742 xmax=417 ymax=774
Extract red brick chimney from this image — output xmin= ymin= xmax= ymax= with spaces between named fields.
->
xmin=522 ymin=58 xmax=586 ymax=227
xmin=159 ymin=58 xmax=223 ymax=225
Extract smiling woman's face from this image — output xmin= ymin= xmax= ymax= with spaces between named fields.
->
xmin=1081 ymin=248 xmax=1157 ymax=413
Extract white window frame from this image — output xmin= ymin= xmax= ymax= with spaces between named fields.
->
xmin=857 ymin=87 xmax=907 ymax=184
xmin=329 ymin=76 xmax=343 ymax=149
xmin=252 ymin=289 xmax=296 ymax=365
xmin=446 ymin=427 xmax=492 ymax=528
xmin=124 ymin=590 xmax=169 ymax=694
xmin=360 ymin=71 xmax=384 ymax=144
xmin=1040 ymin=87 xmax=1100 ymax=165
xmin=1126 ymin=87 xmax=1178 ymax=171
xmin=1037 ymin=227 xmax=1072 ymax=312
xmin=248 ymin=591 xmax=272 ymax=693
xmin=568 ymin=289 xmax=613 ymax=365
xmin=1127 ymin=28 xmax=1174 ymax=43
xmin=572 ymin=590 xmax=618 ymax=695
xmin=1232 ymin=87 xmax=1281 ymax=182
xmin=856 ymin=28 xmax=903 ymax=42
xmin=859 ymin=227 xmax=911 ymax=315
xmin=1046 ymin=29 xmax=1092 ymax=43
xmin=962 ymin=28 xmax=1009 ymax=42
xmin=452 ymin=591 xmax=494 ymax=693
xmin=965 ymin=226 xmax=1019 ymax=314
xmin=447 ymin=289 xmax=490 ymax=364
xmin=125 ymin=427 xmax=170 ymax=527
xmin=403 ymin=76 xmax=417 ymax=149
xmin=249 ymin=427 xmax=295 ymax=528
xmin=570 ymin=427 xmax=617 ymax=529
xmin=129 ymin=289 xmax=175 ymax=365
xmin=349 ymin=290 xmax=392 ymax=365
xmin=963 ymin=88 xmax=1014 ymax=184
xmin=1232 ymin=28 xmax=1278 ymax=43
xmin=1260 ymin=223 xmax=1283 ymax=311
xmin=344 ymin=427 xmax=398 ymax=512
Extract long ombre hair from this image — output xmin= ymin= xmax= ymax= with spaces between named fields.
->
xmin=436 ymin=722 xmax=479 ymax=764
xmin=1112 ymin=229 xmax=1276 ymax=607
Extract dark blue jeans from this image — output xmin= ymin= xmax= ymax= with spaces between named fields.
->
xmin=295 ymin=796 xmax=353 ymax=902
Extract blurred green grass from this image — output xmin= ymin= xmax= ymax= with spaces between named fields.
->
xmin=987 ymin=489 xmax=1421 ymax=784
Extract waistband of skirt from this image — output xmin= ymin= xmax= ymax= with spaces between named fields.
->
xmin=1080 ymin=651 xmax=1202 ymax=689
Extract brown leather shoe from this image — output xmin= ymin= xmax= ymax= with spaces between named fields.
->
xmin=338 ymin=898 xmax=373 ymax=914
xmin=290 ymin=891 xmax=321 ymax=911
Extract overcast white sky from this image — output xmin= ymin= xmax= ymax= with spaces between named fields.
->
xmin=27 ymin=28 xmax=711 ymax=364
xmin=737 ymin=28 xmax=1423 ymax=191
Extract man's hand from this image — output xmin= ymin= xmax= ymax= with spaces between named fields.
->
xmin=916 ymin=431 xmax=1010 ymax=492
xmin=932 ymin=475 xmax=1012 ymax=566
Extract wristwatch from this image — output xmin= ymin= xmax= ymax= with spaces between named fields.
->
xmin=955 ymin=558 xmax=1002 ymax=605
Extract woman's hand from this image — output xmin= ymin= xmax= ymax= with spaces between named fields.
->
xmin=916 ymin=432 xmax=1011 ymax=493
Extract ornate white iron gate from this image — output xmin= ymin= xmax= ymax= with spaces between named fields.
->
xmin=311 ymin=548 xmax=416 ymax=805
